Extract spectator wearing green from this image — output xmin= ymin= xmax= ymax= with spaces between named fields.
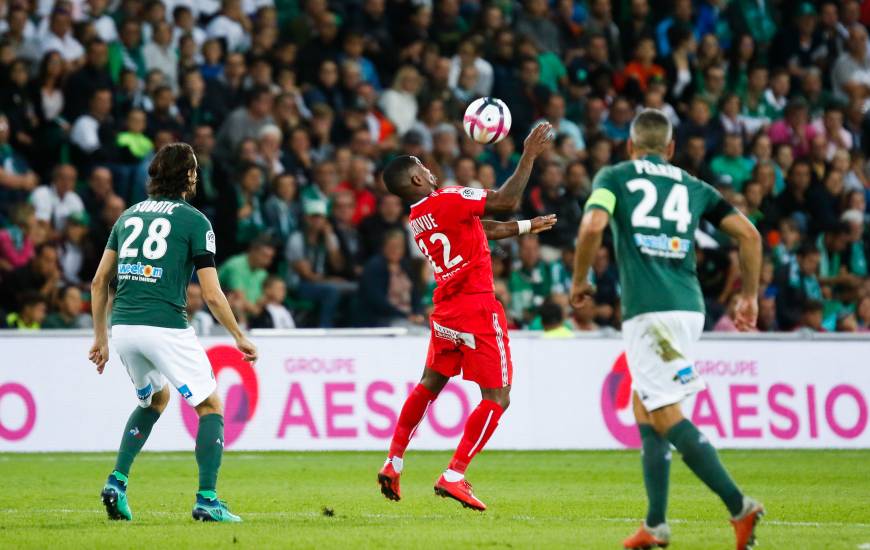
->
xmin=771 ymin=218 xmax=801 ymax=269
xmin=116 ymin=110 xmax=154 ymax=162
xmin=42 ymin=285 xmax=93 ymax=329
xmin=508 ymin=235 xmax=552 ymax=324
xmin=235 ymin=163 xmax=266 ymax=248
xmin=108 ymin=19 xmax=147 ymax=84
xmin=710 ymin=134 xmax=754 ymax=191
xmin=218 ymin=237 xmax=276 ymax=316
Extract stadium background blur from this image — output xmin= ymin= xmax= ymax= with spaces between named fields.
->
xmin=1 ymin=0 xmax=870 ymax=334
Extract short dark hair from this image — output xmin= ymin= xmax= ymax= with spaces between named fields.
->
xmin=147 ymin=143 xmax=197 ymax=199
xmin=382 ymin=155 xmax=418 ymax=196
xmin=539 ymin=301 xmax=564 ymax=328
xmin=797 ymin=242 xmax=819 ymax=257
xmin=19 ymin=290 xmax=47 ymax=310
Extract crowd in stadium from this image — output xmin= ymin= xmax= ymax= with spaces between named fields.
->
xmin=1 ymin=0 xmax=869 ymax=333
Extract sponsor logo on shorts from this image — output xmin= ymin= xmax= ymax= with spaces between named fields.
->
xmin=135 ymin=383 xmax=153 ymax=401
xmin=633 ymin=233 xmax=691 ymax=259
xmin=672 ymin=365 xmax=698 ymax=385
xmin=118 ymin=262 xmax=163 ymax=283
xmin=177 ymin=384 xmax=193 ymax=399
xmin=432 ymin=321 xmax=477 ymax=349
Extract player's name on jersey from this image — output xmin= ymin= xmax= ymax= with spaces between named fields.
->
xmin=409 ymin=213 xmax=439 ymax=237
xmin=632 ymin=159 xmax=683 ymax=181
xmin=131 ymin=200 xmax=183 ymax=215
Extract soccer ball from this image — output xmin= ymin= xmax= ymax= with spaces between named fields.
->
xmin=463 ymin=97 xmax=512 ymax=144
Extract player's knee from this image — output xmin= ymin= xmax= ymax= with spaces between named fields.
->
xmin=149 ymin=386 xmax=170 ymax=414
xmin=195 ymin=392 xmax=223 ymax=417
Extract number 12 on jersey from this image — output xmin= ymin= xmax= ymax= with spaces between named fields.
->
xmin=418 ymin=232 xmax=463 ymax=274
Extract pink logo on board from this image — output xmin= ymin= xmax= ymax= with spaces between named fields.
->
xmin=181 ymin=345 xmax=259 ymax=448
xmin=600 ymin=352 xmax=641 ymax=448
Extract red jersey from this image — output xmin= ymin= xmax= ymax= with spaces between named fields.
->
xmin=409 ymin=186 xmax=494 ymax=304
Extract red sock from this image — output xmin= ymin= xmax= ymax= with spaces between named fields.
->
xmin=448 ymin=400 xmax=504 ymax=474
xmin=389 ymin=384 xmax=437 ymax=458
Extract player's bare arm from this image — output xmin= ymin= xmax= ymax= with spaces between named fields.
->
xmin=570 ymin=208 xmax=609 ymax=309
xmin=198 ymin=266 xmax=258 ymax=363
xmin=484 ymin=122 xmax=553 ymax=214
xmin=718 ymin=213 xmax=762 ymax=331
xmin=89 ymin=248 xmax=118 ymax=373
xmin=482 ymin=215 xmax=557 ymax=240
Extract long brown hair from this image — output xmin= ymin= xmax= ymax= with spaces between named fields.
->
xmin=146 ymin=142 xmax=197 ymax=199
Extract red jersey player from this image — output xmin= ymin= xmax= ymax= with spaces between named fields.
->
xmin=377 ymin=123 xmax=554 ymax=511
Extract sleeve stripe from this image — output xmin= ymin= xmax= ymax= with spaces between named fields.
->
xmin=585 ymin=188 xmax=616 ymax=214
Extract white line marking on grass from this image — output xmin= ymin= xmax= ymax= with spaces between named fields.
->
xmin=1 ymin=509 xmax=868 ymax=529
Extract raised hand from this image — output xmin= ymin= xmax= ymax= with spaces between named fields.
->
xmin=523 ymin=122 xmax=554 ymax=159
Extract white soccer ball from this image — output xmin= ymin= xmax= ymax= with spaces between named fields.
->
xmin=463 ymin=97 xmax=512 ymax=144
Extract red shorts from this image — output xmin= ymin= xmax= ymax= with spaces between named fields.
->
xmin=425 ymin=293 xmax=513 ymax=389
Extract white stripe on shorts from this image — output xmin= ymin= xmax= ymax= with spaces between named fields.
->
xmin=492 ymin=313 xmax=508 ymax=386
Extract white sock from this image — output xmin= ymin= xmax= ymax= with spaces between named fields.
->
xmin=443 ymin=468 xmax=464 ymax=482
xmin=388 ymin=456 xmax=403 ymax=473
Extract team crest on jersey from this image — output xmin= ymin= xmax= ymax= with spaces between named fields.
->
xmin=118 ymin=262 xmax=164 ymax=283
xmin=633 ymin=233 xmax=691 ymax=259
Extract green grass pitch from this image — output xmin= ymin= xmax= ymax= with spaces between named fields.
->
xmin=0 ymin=450 xmax=868 ymax=549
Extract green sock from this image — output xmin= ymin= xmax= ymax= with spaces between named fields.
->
xmin=667 ymin=419 xmax=744 ymax=516
xmin=114 ymin=407 xmax=161 ymax=477
xmin=639 ymin=424 xmax=671 ymax=526
xmin=196 ymin=414 xmax=224 ymax=493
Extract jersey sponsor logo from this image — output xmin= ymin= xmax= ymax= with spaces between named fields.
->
xmin=180 ymin=345 xmax=259 ymax=448
xmin=633 ymin=232 xmax=691 ymax=259
xmin=117 ymin=262 xmax=164 ymax=282
xmin=205 ymin=230 xmax=216 ymax=253
xmin=432 ymin=320 xmax=477 ymax=349
xmin=131 ymin=200 xmax=182 ymax=215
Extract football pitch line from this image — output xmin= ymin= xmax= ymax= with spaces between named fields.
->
xmin=1 ymin=508 xmax=868 ymax=529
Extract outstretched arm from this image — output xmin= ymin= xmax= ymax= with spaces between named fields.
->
xmin=718 ymin=212 xmax=762 ymax=331
xmin=484 ymin=123 xmax=553 ymax=214
xmin=570 ymin=209 xmax=610 ymax=308
xmin=482 ymin=215 xmax=557 ymax=240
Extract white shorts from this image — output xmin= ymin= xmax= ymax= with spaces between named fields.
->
xmin=622 ymin=311 xmax=706 ymax=411
xmin=112 ymin=324 xmax=216 ymax=408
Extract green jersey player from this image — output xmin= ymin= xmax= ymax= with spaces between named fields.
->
xmin=89 ymin=143 xmax=257 ymax=523
xmin=571 ymin=110 xmax=765 ymax=550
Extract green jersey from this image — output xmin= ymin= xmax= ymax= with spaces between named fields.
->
xmin=585 ymin=155 xmax=735 ymax=320
xmin=106 ymin=197 xmax=215 ymax=329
